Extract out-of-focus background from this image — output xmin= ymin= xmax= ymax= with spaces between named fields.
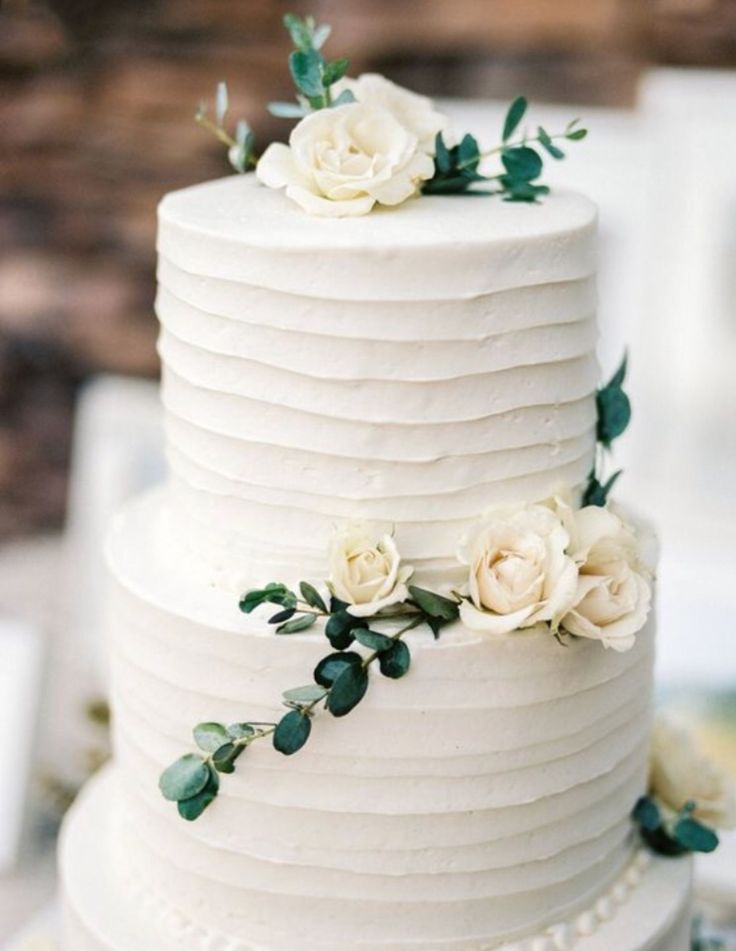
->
xmin=1 ymin=0 xmax=735 ymax=946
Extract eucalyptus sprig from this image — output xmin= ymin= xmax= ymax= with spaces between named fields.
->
xmin=268 ymin=14 xmax=354 ymax=119
xmin=160 ymin=581 xmax=460 ymax=821
xmin=633 ymin=795 xmax=719 ymax=856
xmin=422 ymin=97 xmax=588 ymax=201
xmin=195 ymin=82 xmax=256 ymax=173
xmin=583 ymin=353 xmax=631 ymax=506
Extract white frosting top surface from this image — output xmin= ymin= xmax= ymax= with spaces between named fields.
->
xmin=158 ymin=175 xmax=597 ymax=300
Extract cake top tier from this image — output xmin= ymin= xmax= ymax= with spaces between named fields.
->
xmin=158 ymin=174 xmax=597 ymax=301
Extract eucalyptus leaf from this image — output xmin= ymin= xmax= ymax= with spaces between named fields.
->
xmin=326 ymin=664 xmax=369 ymax=717
xmin=314 ymin=651 xmax=363 ymax=687
xmin=408 ymin=586 xmax=459 ymax=621
xmin=434 ymin=132 xmax=452 ymax=174
xmin=240 ymin=584 xmax=296 ymax=614
xmin=503 ymin=95 xmax=528 ymax=142
xmin=354 ymin=629 xmax=394 ymax=652
xmin=674 ymin=817 xmax=719 ymax=854
xmin=566 ymin=127 xmax=588 ymax=141
xmin=597 ymin=387 xmax=631 ymax=446
xmin=325 ymin=610 xmax=365 ymax=649
xmin=331 ymin=89 xmax=356 ymax=107
xmin=159 ymin=754 xmax=210 ymax=802
xmin=312 ymin=23 xmax=332 ymax=50
xmin=378 ymin=640 xmax=411 ymax=679
xmin=583 ymin=469 xmax=623 ymax=507
xmin=193 ymin=722 xmax=228 ymax=753
xmin=227 ymin=723 xmax=255 ymax=740
xmin=212 ymin=742 xmax=244 ymax=774
xmin=215 ymin=81 xmax=229 ymax=126
xmin=273 ymin=709 xmax=312 ymax=755
xmin=300 ymin=581 xmax=327 ymax=613
xmin=270 ymin=607 xmax=296 ymax=624
xmin=457 ymin=133 xmax=481 ymax=171
xmin=608 ymin=353 xmax=628 ymax=390
xmin=277 ymin=613 xmax=317 ymax=635
xmin=632 ymin=795 xmax=661 ymax=832
xmin=283 ymin=13 xmax=314 ymax=52
xmin=289 ymin=49 xmax=325 ymax=100
xmin=323 ymin=57 xmax=349 ymax=87
xmin=538 ymin=127 xmax=565 ymax=159
xmin=177 ymin=767 xmax=219 ymax=821
xmin=268 ymin=101 xmax=309 ymax=119
xmin=501 ymin=146 xmax=543 ymax=182
xmin=282 ymin=684 xmax=328 ymax=704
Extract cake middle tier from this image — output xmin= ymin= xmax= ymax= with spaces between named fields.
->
xmin=157 ymin=270 xmax=599 ymax=589
xmin=106 ymin=490 xmax=656 ymax=951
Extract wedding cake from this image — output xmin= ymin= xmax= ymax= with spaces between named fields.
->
xmin=58 ymin=15 xmax=732 ymax=951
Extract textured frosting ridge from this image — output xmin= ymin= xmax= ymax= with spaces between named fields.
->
xmin=155 ymin=175 xmax=599 ymax=590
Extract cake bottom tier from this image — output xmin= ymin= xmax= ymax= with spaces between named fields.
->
xmin=60 ymin=768 xmax=693 ymax=951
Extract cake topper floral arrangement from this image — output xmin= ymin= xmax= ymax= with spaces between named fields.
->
xmin=195 ymin=13 xmax=588 ymax=217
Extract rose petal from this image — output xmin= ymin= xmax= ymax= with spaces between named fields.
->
xmin=285 ymin=185 xmax=375 ymax=218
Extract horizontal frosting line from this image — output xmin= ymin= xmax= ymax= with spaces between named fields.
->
xmin=157 ymin=257 xmax=597 ymax=341
xmin=166 ymin=454 xmax=591 ymax=525
xmin=161 ymin=387 xmax=596 ymax=462
xmin=158 ymin=178 xmax=597 ymax=301
xmin=165 ymin=414 xmax=597 ymax=492
xmin=166 ymin=432 xmax=595 ymax=507
xmin=159 ymin=332 xmax=599 ymax=421
xmin=156 ymin=288 xmax=598 ymax=381
xmin=120 ymin=751 xmax=639 ymax=883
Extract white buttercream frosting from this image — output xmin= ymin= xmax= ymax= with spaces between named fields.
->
xmin=154 ymin=175 xmax=598 ymax=590
xmin=56 ymin=176 xmax=679 ymax=951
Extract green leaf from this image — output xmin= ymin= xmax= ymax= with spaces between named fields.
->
xmin=159 ymin=754 xmax=210 ymax=802
xmin=323 ymin=57 xmax=349 ymax=87
xmin=501 ymin=146 xmax=543 ymax=182
xmin=312 ymin=23 xmax=332 ymax=50
xmin=282 ymin=684 xmax=328 ymax=704
xmin=378 ymin=640 xmax=411 ymax=679
xmin=582 ymin=469 xmax=623 ymax=507
xmin=325 ymin=610 xmax=365 ymax=650
xmin=289 ymin=49 xmax=325 ymax=100
xmin=240 ymin=583 xmax=296 ymax=614
xmin=457 ymin=133 xmax=481 ymax=171
xmin=609 ymin=353 xmax=628 ymax=390
xmin=354 ymin=629 xmax=395 ymax=652
xmin=270 ymin=607 xmax=296 ymax=624
xmin=566 ymin=127 xmax=588 ymax=141
xmin=212 ymin=742 xmax=244 ymax=774
xmin=597 ymin=387 xmax=631 ymax=446
xmin=331 ymin=89 xmax=356 ymax=107
xmin=177 ymin=766 xmax=219 ymax=821
xmin=283 ymin=13 xmax=314 ymax=52
xmin=673 ymin=817 xmax=719 ymax=854
xmin=273 ymin=709 xmax=312 ymax=755
xmin=268 ymin=101 xmax=309 ymax=119
xmin=193 ymin=722 xmax=228 ymax=753
xmin=503 ymin=95 xmax=528 ymax=142
xmin=408 ymin=586 xmax=459 ymax=621
xmin=314 ymin=650 xmax=363 ymax=687
xmin=227 ymin=723 xmax=255 ymax=740
xmin=300 ymin=581 xmax=328 ymax=613
xmin=538 ymin=127 xmax=565 ymax=160
xmin=326 ymin=663 xmax=369 ymax=717
xmin=632 ymin=795 xmax=661 ymax=832
xmin=277 ymin=613 xmax=317 ymax=635
xmin=434 ymin=132 xmax=452 ymax=174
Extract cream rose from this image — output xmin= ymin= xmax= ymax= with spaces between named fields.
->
xmin=457 ymin=502 xmax=578 ymax=635
xmin=256 ymin=102 xmax=434 ymax=217
xmin=560 ymin=504 xmax=651 ymax=652
xmin=334 ymin=73 xmax=451 ymax=154
xmin=328 ymin=524 xmax=413 ymax=618
xmin=650 ymin=715 xmax=736 ymax=829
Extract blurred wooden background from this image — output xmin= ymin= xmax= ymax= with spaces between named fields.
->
xmin=1 ymin=0 xmax=735 ymax=537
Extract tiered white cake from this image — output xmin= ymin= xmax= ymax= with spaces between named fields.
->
xmin=59 ymin=176 xmax=692 ymax=950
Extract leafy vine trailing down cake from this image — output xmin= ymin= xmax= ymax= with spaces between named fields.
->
xmin=158 ymin=12 xmax=736 ymax=874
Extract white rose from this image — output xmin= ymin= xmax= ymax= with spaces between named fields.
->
xmin=328 ymin=524 xmax=413 ymax=618
xmin=650 ymin=715 xmax=736 ymax=829
xmin=560 ymin=504 xmax=651 ymax=652
xmin=256 ymin=102 xmax=435 ymax=217
xmin=457 ymin=502 xmax=578 ymax=635
xmin=334 ymin=73 xmax=451 ymax=153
